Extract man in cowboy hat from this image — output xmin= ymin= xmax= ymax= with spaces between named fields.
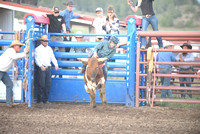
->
xmin=60 ymin=0 xmax=84 ymax=33
xmin=60 ymin=0 xmax=84 ymax=52
xmin=156 ymin=41 xmax=176 ymax=98
xmin=176 ymin=43 xmax=194 ymax=98
xmin=35 ymin=35 xmax=59 ymax=104
xmin=0 ymin=40 xmax=28 ymax=107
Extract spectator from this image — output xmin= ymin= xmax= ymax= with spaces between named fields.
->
xmin=44 ymin=7 xmax=66 ymax=52
xmin=35 ymin=35 xmax=59 ymax=104
xmin=93 ymin=7 xmax=106 ymax=42
xmin=78 ymin=36 xmax=119 ymax=81
xmin=60 ymin=0 xmax=83 ymax=47
xmin=103 ymin=6 xmax=120 ymax=38
xmin=128 ymin=0 xmax=163 ymax=49
xmin=176 ymin=43 xmax=194 ymax=98
xmin=156 ymin=41 xmax=176 ymax=98
xmin=70 ymin=31 xmax=91 ymax=53
xmin=0 ymin=40 xmax=28 ymax=107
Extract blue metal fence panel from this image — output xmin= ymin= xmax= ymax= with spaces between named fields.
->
xmin=49 ymin=78 xmax=126 ymax=104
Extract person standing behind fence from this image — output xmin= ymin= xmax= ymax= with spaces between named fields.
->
xmin=70 ymin=31 xmax=92 ymax=53
xmin=176 ymin=43 xmax=194 ymax=98
xmin=35 ymin=35 xmax=59 ymax=104
xmin=0 ymin=40 xmax=28 ymax=107
xmin=93 ymin=7 xmax=106 ymax=42
xmin=156 ymin=41 xmax=176 ymax=98
xmin=128 ymin=0 xmax=163 ymax=49
xmin=43 ymin=7 xmax=67 ymax=52
xmin=102 ymin=6 xmax=120 ymax=39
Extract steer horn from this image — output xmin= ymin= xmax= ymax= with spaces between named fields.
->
xmin=98 ymin=58 xmax=108 ymax=62
xmin=77 ymin=58 xmax=89 ymax=62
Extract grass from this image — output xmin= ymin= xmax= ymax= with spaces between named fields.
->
xmin=154 ymin=91 xmax=200 ymax=109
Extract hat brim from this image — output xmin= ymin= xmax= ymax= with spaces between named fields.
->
xmin=9 ymin=43 xmax=25 ymax=48
xmin=181 ymin=45 xmax=192 ymax=49
xmin=63 ymin=3 xmax=76 ymax=6
xmin=37 ymin=38 xmax=50 ymax=41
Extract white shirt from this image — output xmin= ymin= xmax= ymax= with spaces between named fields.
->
xmin=93 ymin=16 xmax=106 ymax=38
xmin=0 ymin=48 xmax=25 ymax=72
xmin=35 ymin=44 xmax=58 ymax=67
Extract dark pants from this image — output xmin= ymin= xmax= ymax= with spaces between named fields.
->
xmin=0 ymin=71 xmax=13 ymax=105
xmin=179 ymin=68 xmax=192 ymax=98
xmin=37 ymin=67 xmax=51 ymax=103
xmin=82 ymin=53 xmax=108 ymax=81
xmin=63 ymin=36 xmax=71 ymax=52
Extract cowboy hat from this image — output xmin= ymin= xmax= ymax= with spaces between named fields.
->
xmin=9 ymin=40 xmax=25 ymax=48
xmin=63 ymin=0 xmax=76 ymax=6
xmin=37 ymin=35 xmax=49 ymax=41
xmin=180 ymin=43 xmax=192 ymax=49
xmin=163 ymin=41 xmax=174 ymax=48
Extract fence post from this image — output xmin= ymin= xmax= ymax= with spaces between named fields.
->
xmin=126 ymin=17 xmax=137 ymax=107
xmin=25 ymin=15 xmax=35 ymax=108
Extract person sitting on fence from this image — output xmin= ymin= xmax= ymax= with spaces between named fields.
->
xmin=0 ymin=40 xmax=29 ymax=107
xmin=43 ymin=7 xmax=67 ymax=52
xmin=35 ymin=35 xmax=59 ymax=104
xmin=128 ymin=0 xmax=163 ymax=49
xmin=60 ymin=0 xmax=84 ymax=53
xmin=78 ymin=36 xmax=119 ymax=81
xmin=176 ymin=43 xmax=194 ymax=99
xmin=93 ymin=7 xmax=106 ymax=42
xmin=156 ymin=41 xmax=176 ymax=98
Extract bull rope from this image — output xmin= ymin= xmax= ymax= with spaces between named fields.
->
xmin=22 ymin=29 xmax=34 ymax=98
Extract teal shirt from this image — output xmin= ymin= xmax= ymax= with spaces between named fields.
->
xmin=94 ymin=40 xmax=116 ymax=59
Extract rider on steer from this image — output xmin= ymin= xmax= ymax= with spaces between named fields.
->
xmin=78 ymin=36 xmax=119 ymax=81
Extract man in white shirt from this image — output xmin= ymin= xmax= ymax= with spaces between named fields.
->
xmin=0 ymin=40 xmax=28 ymax=107
xmin=93 ymin=7 xmax=106 ymax=42
xmin=35 ymin=35 xmax=59 ymax=104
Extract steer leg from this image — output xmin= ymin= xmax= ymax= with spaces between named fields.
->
xmin=100 ymin=85 xmax=107 ymax=108
xmin=89 ymin=90 xmax=96 ymax=108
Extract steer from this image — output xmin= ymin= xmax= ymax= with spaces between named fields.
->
xmin=78 ymin=57 xmax=108 ymax=108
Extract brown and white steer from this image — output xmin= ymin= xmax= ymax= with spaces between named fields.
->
xmin=78 ymin=57 xmax=107 ymax=108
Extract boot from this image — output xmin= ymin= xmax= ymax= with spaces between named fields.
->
xmin=78 ymin=69 xmax=85 ymax=74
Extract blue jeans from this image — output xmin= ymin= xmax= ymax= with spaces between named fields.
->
xmin=37 ymin=67 xmax=52 ymax=103
xmin=159 ymin=67 xmax=172 ymax=98
xmin=141 ymin=15 xmax=163 ymax=48
xmin=0 ymin=71 xmax=13 ymax=105
xmin=82 ymin=53 xmax=108 ymax=81
xmin=179 ymin=69 xmax=192 ymax=98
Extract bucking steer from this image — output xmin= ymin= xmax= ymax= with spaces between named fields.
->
xmin=78 ymin=57 xmax=108 ymax=108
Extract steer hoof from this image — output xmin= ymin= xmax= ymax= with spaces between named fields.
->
xmin=90 ymin=102 xmax=96 ymax=108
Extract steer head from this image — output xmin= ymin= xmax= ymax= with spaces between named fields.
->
xmin=78 ymin=57 xmax=108 ymax=83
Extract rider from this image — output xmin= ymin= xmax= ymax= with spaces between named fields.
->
xmin=78 ymin=36 xmax=119 ymax=81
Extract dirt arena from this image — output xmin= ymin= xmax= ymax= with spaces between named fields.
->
xmin=0 ymin=102 xmax=200 ymax=134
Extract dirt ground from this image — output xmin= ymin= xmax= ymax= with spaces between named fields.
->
xmin=0 ymin=102 xmax=200 ymax=134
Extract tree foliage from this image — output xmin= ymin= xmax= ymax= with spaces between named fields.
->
xmin=17 ymin=0 xmax=200 ymax=27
